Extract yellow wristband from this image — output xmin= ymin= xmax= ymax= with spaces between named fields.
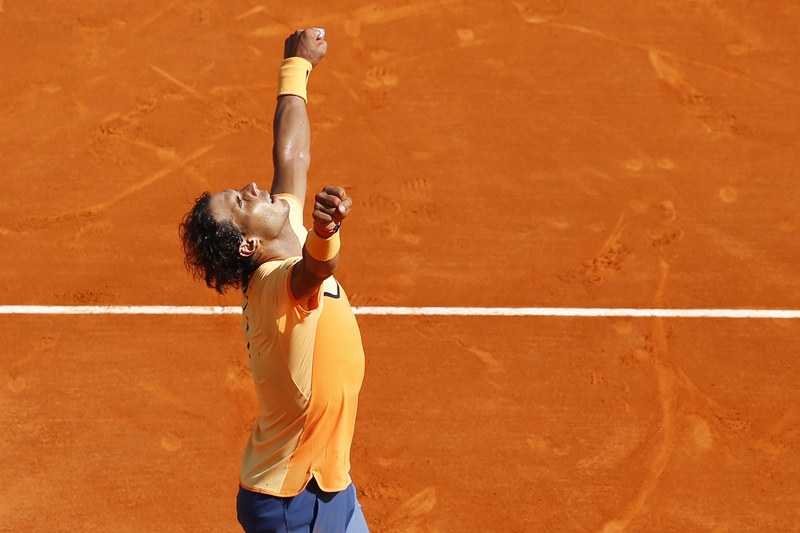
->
xmin=278 ymin=57 xmax=313 ymax=103
xmin=305 ymin=229 xmax=340 ymax=261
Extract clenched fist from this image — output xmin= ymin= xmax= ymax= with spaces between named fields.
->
xmin=284 ymin=28 xmax=327 ymax=67
xmin=313 ymin=186 xmax=351 ymax=235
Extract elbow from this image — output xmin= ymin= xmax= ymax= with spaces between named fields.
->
xmin=273 ymin=144 xmax=310 ymax=171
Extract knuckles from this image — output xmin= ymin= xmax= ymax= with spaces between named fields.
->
xmin=284 ymin=29 xmax=328 ymax=64
xmin=313 ymin=187 xmax=350 ymax=221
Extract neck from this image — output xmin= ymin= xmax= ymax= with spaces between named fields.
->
xmin=254 ymin=224 xmax=302 ymax=266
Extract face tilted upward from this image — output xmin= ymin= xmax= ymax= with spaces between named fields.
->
xmin=208 ymin=182 xmax=291 ymax=250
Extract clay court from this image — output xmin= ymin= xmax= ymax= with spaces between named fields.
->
xmin=2 ymin=1 xmax=799 ymax=531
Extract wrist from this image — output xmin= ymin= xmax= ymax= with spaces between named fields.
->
xmin=313 ymin=222 xmax=341 ymax=238
xmin=306 ymin=227 xmax=341 ymax=261
xmin=278 ymin=57 xmax=313 ymax=102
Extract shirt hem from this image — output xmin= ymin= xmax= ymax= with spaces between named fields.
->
xmin=239 ymin=474 xmax=352 ymax=498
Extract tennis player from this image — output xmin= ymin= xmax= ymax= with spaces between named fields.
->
xmin=179 ymin=28 xmax=369 ymax=532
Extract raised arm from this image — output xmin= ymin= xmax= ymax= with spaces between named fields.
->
xmin=270 ymin=29 xmax=328 ymax=202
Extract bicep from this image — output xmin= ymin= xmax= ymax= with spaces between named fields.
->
xmin=270 ymin=158 xmax=308 ymax=202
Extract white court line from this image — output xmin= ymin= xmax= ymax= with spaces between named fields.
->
xmin=0 ymin=305 xmax=798 ymax=318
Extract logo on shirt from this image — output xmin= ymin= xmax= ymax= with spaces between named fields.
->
xmin=323 ymin=281 xmax=341 ymax=299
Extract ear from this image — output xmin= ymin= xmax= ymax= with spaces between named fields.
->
xmin=238 ymin=237 xmax=259 ymax=257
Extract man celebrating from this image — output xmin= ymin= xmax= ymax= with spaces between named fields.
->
xmin=179 ymin=28 xmax=369 ymax=532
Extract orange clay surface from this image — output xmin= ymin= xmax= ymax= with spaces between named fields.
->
xmin=1 ymin=2 xmax=799 ymax=531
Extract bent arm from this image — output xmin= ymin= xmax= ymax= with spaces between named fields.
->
xmin=290 ymin=239 xmax=340 ymax=309
xmin=290 ymin=186 xmax=351 ymax=307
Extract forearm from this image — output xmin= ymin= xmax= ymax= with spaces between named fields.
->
xmin=302 ymin=238 xmax=339 ymax=279
xmin=289 ymin=186 xmax=350 ymax=303
xmin=271 ymin=95 xmax=310 ymax=197
xmin=290 ymin=229 xmax=340 ymax=303
xmin=301 ymin=186 xmax=347 ymax=279
xmin=271 ymin=27 xmax=325 ymax=199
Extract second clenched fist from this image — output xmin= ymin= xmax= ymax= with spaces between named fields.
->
xmin=313 ymin=186 xmax=351 ymax=234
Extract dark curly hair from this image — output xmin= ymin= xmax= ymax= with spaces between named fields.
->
xmin=179 ymin=192 xmax=258 ymax=293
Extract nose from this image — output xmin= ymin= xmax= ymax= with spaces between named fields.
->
xmin=242 ymin=182 xmax=258 ymax=195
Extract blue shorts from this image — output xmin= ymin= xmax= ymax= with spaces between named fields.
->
xmin=236 ymin=478 xmax=369 ymax=533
